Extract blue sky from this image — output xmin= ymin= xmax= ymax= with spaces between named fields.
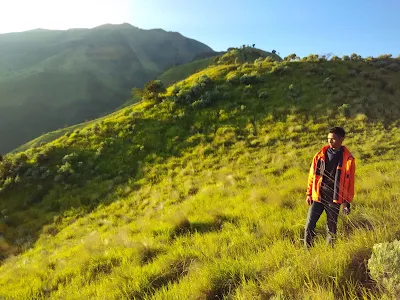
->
xmin=1 ymin=0 xmax=399 ymax=58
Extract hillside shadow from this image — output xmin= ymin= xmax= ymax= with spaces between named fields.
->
xmin=0 ymin=113 xmax=222 ymax=258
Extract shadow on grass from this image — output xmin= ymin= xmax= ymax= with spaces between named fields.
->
xmin=170 ymin=214 xmax=240 ymax=239
xmin=128 ymin=256 xmax=196 ymax=299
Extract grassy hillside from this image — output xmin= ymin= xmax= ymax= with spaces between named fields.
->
xmin=1 ymin=54 xmax=400 ymax=299
xmin=158 ymin=47 xmax=282 ymax=87
xmin=158 ymin=57 xmax=216 ymax=87
xmin=0 ymin=23 xmax=213 ymax=153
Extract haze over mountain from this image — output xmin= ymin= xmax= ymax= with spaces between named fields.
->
xmin=0 ymin=23 xmax=213 ymax=153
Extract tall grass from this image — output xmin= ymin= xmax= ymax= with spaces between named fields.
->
xmin=1 ymin=56 xmax=400 ymax=299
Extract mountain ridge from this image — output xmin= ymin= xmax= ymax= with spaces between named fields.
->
xmin=0 ymin=23 xmax=214 ymax=153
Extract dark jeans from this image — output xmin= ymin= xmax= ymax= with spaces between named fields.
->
xmin=304 ymin=198 xmax=341 ymax=248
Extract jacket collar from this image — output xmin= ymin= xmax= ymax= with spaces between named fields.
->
xmin=317 ymin=145 xmax=352 ymax=160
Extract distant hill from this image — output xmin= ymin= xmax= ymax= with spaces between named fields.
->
xmin=0 ymin=23 xmax=213 ymax=153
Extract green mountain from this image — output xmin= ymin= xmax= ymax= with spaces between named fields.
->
xmin=0 ymin=23 xmax=214 ymax=154
xmin=1 ymin=52 xmax=400 ymax=299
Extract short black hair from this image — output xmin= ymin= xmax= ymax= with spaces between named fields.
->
xmin=329 ymin=127 xmax=345 ymax=138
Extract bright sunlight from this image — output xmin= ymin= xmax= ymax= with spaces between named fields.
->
xmin=0 ymin=0 xmax=133 ymax=33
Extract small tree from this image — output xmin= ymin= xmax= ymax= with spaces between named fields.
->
xmin=377 ymin=54 xmax=392 ymax=59
xmin=350 ymin=53 xmax=362 ymax=61
xmin=272 ymin=50 xmax=276 ymax=54
xmin=330 ymin=56 xmax=342 ymax=62
xmin=285 ymin=53 xmax=297 ymax=61
xmin=130 ymin=87 xmax=143 ymax=101
xmin=143 ymin=80 xmax=166 ymax=103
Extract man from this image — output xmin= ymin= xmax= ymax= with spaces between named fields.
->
xmin=304 ymin=127 xmax=355 ymax=248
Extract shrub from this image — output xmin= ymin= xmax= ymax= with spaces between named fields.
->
xmin=240 ymin=73 xmax=260 ymax=85
xmin=348 ymin=70 xmax=357 ymax=76
xmin=254 ymin=57 xmax=264 ymax=66
xmin=226 ymin=72 xmax=241 ymax=84
xmin=342 ymin=55 xmax=350 ymax=61
xmin=57 ymin=162 xmax=74 ymax=182
xmin=284 ymin=53 xmax=297 ymax=61
xmin=171 ymin=85 xmax=180 ymax=96
xmin=330 ymin=56 xmax=342 ymax=62
xmin=0 ymin=159 xmax=12 ymax=181
xmin=286 ymin=84 xmax=301 ymax=100
xmin=350 ymin=53 xmax=362 ymax=61
xmin=143 ymin=80 xmax=166 ymax=103
xmin=368 ymin=240 xmax=400 ymax=298
xmin=338 ymin=103 xmax=350 ymax=117
xmin=323 ymin=77 xmax=334 ymax=88
xmin=174 ymin=88 xmax=190 ymax=104
xmin=377 ymin=54 xmax=392 ymax=60
xmin=386 ymin=63 xmax=400 ymax=72
xmin=258 ymin=91 xmax=269 ymax=99
xmin=305 ymin=54 xmax=319 ymax=62
xmin=374 ymin=60 xmax=390 ymax=68
xmin=192 ymin=89 xmax=221 ymax=109
xmin=62 ymin=153 xmax=79 ymax=164
xmin=365 ymin=56 xmax=374 ymax=62
xmin=271 ymin=64 xmax=290 ymax=75
xmin=264 ymin=56 xmax=275 ymax=62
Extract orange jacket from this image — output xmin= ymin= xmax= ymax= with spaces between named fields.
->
xmin=307 ymin=145 xmax=355 ymax=204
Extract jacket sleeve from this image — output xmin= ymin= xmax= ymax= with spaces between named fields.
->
xmin=347 ymin=158 xmax=356 ymax=202
xmin=307 ymin=155 xmax=316 ymax=196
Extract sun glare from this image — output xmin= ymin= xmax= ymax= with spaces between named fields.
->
xmin=0 ymin=0 xmax=134 ymax=33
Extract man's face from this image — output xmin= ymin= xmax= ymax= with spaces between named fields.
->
xmin=327 ymin=133 xmax=343 ymax=149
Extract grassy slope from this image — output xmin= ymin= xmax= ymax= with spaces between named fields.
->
xmin=11 ymin=48 xmax=281 ymax=153
xmin=1 ymin=56 xmax=400 ymax=299
xmin=157 ymin=47 xmax=282 ymax=88
xmin=0 ymin=24 xmax=214 ymax=153
xmin=158 ymin=57 xmax=215 ymax=86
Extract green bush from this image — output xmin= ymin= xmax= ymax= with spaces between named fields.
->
xmin=330 ymin=56 xmax=342 ymax=62
xmin=142 ymin=80 xmax=166 ymax=103
xmin=258 ymin=91 xmax=269 ymax=99
xmin=338 ymin=103 xmax=350 ymax=117
xmin=174 ymin=75 xmax=213 ymax=105
xmin=351 ymin=53 xmax=362 ymax=61
xmin=62 ymin=153 xmax=79 ymax=164
xmin=264 ymin=56 xmax=275 ymax=62
xmin=368 ymin=240 xmax=400 ymax=298
xmin=377 ymin=54 xmax=393 ymax=60
xmin=192 ymin=88 xmax=221 ymax=109
xmin=271 ymin=64 xmax=290 ymax=75
xmin=226 ymin=73 xmax=241 ymax=84
xmin=240 ymin=73 xmax=260 ymax=85
xmin=386 ymin=63 xmax=400 ymax=72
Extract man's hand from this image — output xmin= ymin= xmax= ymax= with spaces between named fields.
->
xmin=342 ymin=203 xmax=351 ymax=215
xmin=306 ymin=195 xmax=313 ymax=206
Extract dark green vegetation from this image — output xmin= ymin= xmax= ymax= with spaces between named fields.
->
xmin=0 ymin=23 xmax=213 ymax=153
xmin=1 ymin=51 xmax=400 ymax=299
